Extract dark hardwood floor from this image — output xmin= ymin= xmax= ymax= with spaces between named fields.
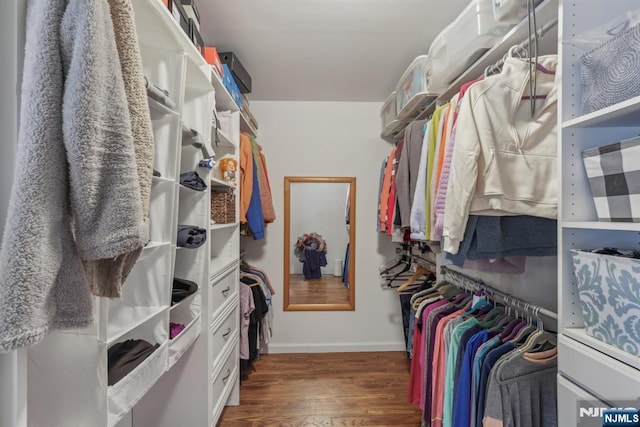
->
xmin=288 ymin=274 xmax=350 ymax=305
xmin=218 ymin=351 xmax=421 ymax=426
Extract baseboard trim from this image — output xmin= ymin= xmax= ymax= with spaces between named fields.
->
xmin=266 ymin=342 xmax=406 ymax=354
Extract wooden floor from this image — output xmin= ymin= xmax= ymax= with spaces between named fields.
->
xmin=218 ymin=351 xmax=421 ymax=426
xmin=288 ymin=274 xmax=350 ymax=305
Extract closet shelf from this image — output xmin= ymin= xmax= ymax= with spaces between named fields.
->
xmin=563 ymin=328 xmax=640 ymax=372
xmin=210 ymin=222 xmax=238 ymax=231
xmin=240 ymin=112 xmax=257 ymax=137
xmin=562 ymin=95 xmax=640 ymax=128
xmin=102 ymin=306 xmax=167 ymax=346
xmin=381 ymin=0 xmax=558 ymax=141
xmin=211 ymin=70 xmax=240 ymax=113
xmin=132 ymin=0 xmax=208 ymax=74
xmin=143 ymin=241 xmax=167 ymax=251
xmin=168 ymin=315 xmax=202 ymax=369
xmin=148 ymin=97 xmax=179 ymax=119
xmin=107 ymin=341 xmax=169 ymax=427
xmin=210 ymin=258 xmax=239 ymax=281
xmin=562 ymin=221 xmax=640 ymax=232
xmin=170 ymin=290 xmax=200 ymax=313
xmin=152 ymin=175 xmax=175 ymax=185
xmin=210 ymin=177 xmax=236 ymax=188
xmin=214 ymin=129 xmax=235 ymax=151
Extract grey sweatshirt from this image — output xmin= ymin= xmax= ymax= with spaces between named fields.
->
xmin=396 ymin=120 xmax=427 ymax=229
xmin=0 ymin=0 xmax=146 ymax=352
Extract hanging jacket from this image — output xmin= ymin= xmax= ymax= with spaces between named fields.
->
xmin=249 ymin=136 xmax=276 ymax=223
xmin=239 ymin=133 xmax=254 ymax=223
xmin=246 ymin=159 xmax=265 ymax=239
xmin=0 ymin=0 xmax=144 ymax=352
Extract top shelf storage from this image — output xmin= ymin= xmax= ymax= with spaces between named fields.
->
xmin=133 ymin=0 xmax=211 ymax=87
xmin=211 ymin=70 xmax=240 ymax=113
xmin=381 ymin=0 xmax=558 ymax=141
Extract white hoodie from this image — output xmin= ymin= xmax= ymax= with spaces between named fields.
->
xmin=443 ymin=55 xmax=559 ymax=254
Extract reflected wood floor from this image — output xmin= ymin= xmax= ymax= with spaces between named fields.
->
xmin=289 ymin=274 xmax=350 ymax=305
xmin=218 ymin=352 xmax=421 ymax=426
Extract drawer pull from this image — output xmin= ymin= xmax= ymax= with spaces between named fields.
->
xmin=222 ymin=369 xmax=231 ymax=384
xmin=221 ymin=286 xmax=231 ymax=296
xmin=222 ymin=327 xmax=232 ymax=340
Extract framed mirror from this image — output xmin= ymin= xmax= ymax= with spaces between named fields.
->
xmin=283 ymin=177 xmax=356 ymax=311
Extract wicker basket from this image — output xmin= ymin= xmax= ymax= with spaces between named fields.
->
xmin=211 ymin=188 xmax=236 ymax=224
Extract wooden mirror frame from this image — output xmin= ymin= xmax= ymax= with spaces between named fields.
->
xmin=283 ymin=176 xmax=356 ymax=311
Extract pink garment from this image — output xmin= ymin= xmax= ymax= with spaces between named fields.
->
xmin=386 ymin=141 xmax=403 ymax=235
xmin=239 ymin=283 xmax=255 ymax=360
xmin=407 ymin=318 xmax=424 ymax=405
xmin=431 ymin=308 xmax=465 ymax=427
xmin=169 ymin=322 xmax=185 ymax=339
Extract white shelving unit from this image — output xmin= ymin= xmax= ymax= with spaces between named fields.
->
xmin=24 ymin=1 xmax=241 ymax=426
xmin=381 ymin=0 xmax=559 ymax=141
xmin=557 ymin=1 xmax=640 ymax=423
xmin=133 ymin=2 xmax=242 ymax=424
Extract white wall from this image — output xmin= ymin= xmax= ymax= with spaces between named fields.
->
xmin=242 ymin=101 xmax=404 ymax=353
xmin=289 ymin=182 xmax=349 ymax=275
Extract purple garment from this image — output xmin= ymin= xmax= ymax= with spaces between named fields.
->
xmin=169 ymin=322 xmax=185 ymax=339
xmin=434 ymin=123 xmax=458 ymax=238
xmin=423 ymin=303 xmax=460 ymax=426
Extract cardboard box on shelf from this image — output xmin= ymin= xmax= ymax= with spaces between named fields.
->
xmin=219 ymin=52 xmax=252 ymax=94
xmin=204 ymin=47 xmax=224 ymax=77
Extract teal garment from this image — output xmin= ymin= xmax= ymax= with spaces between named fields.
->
xmin=442 ymin=317 xmax=479 ymax=427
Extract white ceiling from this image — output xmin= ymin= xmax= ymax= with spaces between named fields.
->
xmin=198 ymin=0 xmax=470 ymax=102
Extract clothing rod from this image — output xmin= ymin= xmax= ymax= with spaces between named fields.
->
xmin=439 ymin=266 xmax=558 ymax=321
xmin=488 ymin=17 xmax=559 ymax=72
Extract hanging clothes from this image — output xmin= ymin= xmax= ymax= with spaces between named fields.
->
xmin=0 ymin=0 xmax=148 ymax=352
xmin=402 ymin=277 xmax=558 ymax=427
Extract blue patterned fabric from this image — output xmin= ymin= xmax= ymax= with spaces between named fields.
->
xmin=571 ymin=249 xmax=640 ymax=356
xmin=581 ymin=23 xmax=640 ymax=114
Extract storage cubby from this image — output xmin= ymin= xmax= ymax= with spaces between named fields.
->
xmin=98 ymin=244 xmax=172 ymax=344
xmin=139 ymin=48 xmax=185 ymax=112
xmin=149 ymin=178 xmax=177 ymax=244
xmin=151 ymin=113 xmax=181 ymax=181
xmin=210 ymin=225 xmax=239 ymax=276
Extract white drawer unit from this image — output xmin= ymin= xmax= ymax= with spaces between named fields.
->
xmin=210 ymin=264 xmax=239 ymax=321
xmin=558 ymin=335 xmax=640 ymax=405
xmin=558 ymin=375 xmax=608 ymax=427
xmin=210 ymin=337 xmax=239 ymax=424
xmin=210 ymin=302 xmax=239 ymax=369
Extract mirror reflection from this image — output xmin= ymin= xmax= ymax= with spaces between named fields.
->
xmin=284 ymin=177 xmax=356 ymax=311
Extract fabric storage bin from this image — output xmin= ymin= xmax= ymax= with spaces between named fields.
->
xmin=428 ymin=0 xmax=513 ymax=93
xmin=582 ymin=136 xmax=640 ymax=222
xmin=581 ymin=23 xmax=640 ymax=114
xmin=211 ymin=188 xmax=236 ymax=224
xmin=571 ymin=249 xmax=640 ymax=356
xmin=380 ymin=91 xmax=397 ymax=132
